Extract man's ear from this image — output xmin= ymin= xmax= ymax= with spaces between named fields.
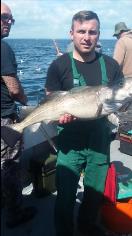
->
xmin=70 ymin=29 xmax=73 ymax=41
xmin=98 ymin=30 xmax=100 ymax=40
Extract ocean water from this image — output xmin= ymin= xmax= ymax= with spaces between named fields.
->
xmin=5 ymin=38 xmax=116 ymax=105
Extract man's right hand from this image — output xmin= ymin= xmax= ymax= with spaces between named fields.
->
xmin=59 ymin=114 xmax=77 ymax=124
xmin=18 ymin=94 xmax=28 ymax=106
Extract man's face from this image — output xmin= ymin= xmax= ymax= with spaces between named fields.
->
xmin=1 ymin=4 xmax=14 ymax=38
xmin=70 ymin=19 xmax=100 ymax=54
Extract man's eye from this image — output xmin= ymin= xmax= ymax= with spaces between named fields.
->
xmin=78 ymin=30 xmax=85 ymax=34
xmin=77 ymin=30 xmax=98 ymax=35
xmin=89 ymin=30 xmax=98 ymax=35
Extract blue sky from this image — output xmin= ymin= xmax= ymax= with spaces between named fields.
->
xmin=3 ymin=0 xmax=132 ymax=39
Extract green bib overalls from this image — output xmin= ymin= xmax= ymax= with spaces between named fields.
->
xmin=55 ymin=52 xmax=111 ymax=236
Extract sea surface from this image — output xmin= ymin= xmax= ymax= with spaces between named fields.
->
xmin=5 ymin=38 xmax=116 ymax=106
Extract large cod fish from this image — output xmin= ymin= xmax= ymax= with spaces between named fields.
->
xmin=1 ymin=78 xmax=132 ymax=147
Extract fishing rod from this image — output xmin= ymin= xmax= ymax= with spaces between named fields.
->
xmin=39 ymin=121 xmax=58 ymax=153
xmin=53 ymin=39 xmax=63 ymax=56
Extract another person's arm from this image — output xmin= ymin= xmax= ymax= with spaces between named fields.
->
xmin=113 ymin=40 xmax=125 ymax=68
xmin=1 ymin=41 xmax=27 ymax=105
xmin=2 ymin=75 xmax=27 ymax=105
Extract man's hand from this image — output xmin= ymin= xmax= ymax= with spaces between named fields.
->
xmin=59 ymin=114 xmax=76 ymax=124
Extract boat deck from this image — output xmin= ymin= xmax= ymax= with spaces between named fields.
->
xmin=1 ymin=140 xmax=132 ymax=236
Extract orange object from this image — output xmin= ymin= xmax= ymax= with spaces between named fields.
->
xmin=101 ymin=199 xmax=132 ymax=233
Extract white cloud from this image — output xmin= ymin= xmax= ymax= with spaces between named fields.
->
xmin=2 ymin=0 xmax=132 ymax=39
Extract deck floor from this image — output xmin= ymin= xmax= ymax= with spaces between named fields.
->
xmin=1 ymin=140 xmax=132 ymax=236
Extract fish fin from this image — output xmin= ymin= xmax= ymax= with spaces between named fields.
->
xmin=117 ymin=110 xmax=132 ymax=122
xmin=46 ymin=91 xmax=68 ymax=100
xmin=70 ymin=86 xmax=88 ymax=94
xmin=118 ymin=100 xmax=132 ymax=112
xmin=1 ymin=126 xmax=22 ymax=147
xmin=39 ymin=122 xmax=58 ymax=153
xmin=39 ymin=91 xmax=68 ymax=105
xmin=107 ymin=113 xmax=119 ymax=126
xmin=103 ymin=102 xmax=121 ymax=113
xmin=96 ymin=103 xmax=103 ymax=116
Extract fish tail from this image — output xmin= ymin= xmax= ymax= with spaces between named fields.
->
xmin=1 ymin=123 xmax=23 ymax=148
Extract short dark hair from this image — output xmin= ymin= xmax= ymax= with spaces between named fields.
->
xmin=71 ymin=10 xmax=100 ymax=29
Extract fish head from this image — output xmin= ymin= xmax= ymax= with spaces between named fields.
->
xmin=98 ymin=79 xmax=132 ymax=114
xmin=97 ymin=78 xmax=132 ymax=103
xmin=114 ymin=78 xmax=132 ymax=101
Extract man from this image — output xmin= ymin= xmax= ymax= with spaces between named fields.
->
xmin=45 ymin=11 xmax=123 ymax=236
xmin=113 ymin=22 xmax=132 ymax=78
xmin=1 ymin=2 xmax=36 ymax=228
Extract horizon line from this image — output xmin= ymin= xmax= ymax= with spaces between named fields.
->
xmin=5 ymin=38 xmax=115 ymax=40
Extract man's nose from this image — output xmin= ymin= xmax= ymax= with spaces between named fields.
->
xmin=84 ymin=33 xmax=91 ymax=40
